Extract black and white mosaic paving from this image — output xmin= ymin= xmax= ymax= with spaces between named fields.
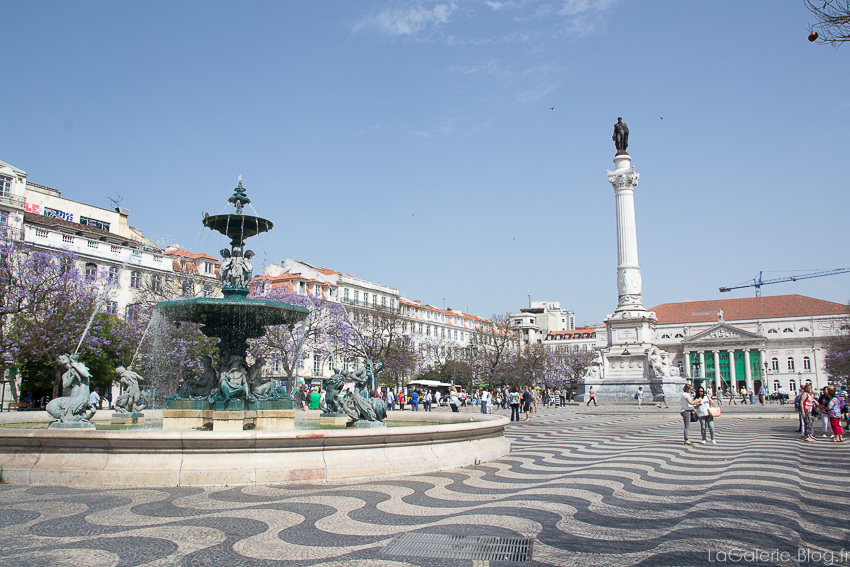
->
xmin=1 ymin=406 xmax=847 ymax=566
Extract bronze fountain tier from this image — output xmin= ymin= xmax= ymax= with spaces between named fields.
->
xmin=160 ymin=179 xmax=308 ymax=416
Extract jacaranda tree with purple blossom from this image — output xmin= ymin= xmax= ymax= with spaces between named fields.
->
xmin=824 ymin=304 xmax=850 ymax=386
xmin=0 ymin=239 xmax=115 ymax=398
xmin=247 ymin=287 xmax=355 ymax=387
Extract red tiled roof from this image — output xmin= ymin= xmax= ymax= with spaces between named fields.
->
xmin=649 ymin=295 xmax=847 ymax=324
xmin=165 ymin=248 xmax=218 ymax=262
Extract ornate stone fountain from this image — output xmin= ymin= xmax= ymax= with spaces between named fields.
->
xmin=160 ymin=179 xmax=308 ymax=431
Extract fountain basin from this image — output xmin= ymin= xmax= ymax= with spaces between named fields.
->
xmin=156 ymin=296 xmax=308 ymax=338
xmin=0 ymin=413 xmax=509 ymax=486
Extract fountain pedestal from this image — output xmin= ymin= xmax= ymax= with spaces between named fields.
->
xmin=320 ymin=413 xmax=350 ymax=427
xmin=111 ymin=412 xmax=145 ymax=426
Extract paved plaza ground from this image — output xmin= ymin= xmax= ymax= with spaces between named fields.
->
xmin=1 ymin=403 xmax=848 ymax=566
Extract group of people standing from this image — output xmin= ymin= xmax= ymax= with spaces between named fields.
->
xmin=797 ymin=384 xmax=846 ymax=442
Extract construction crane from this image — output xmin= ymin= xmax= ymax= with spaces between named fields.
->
xmin=719 ymin=268 xmax=850 ymax=297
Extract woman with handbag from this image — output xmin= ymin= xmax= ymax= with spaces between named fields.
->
xmin=801 ymin=384 xmax=817 ymax=441
xmin=680 ymin=384 xmax=699 ymax=445
xmin=694 ymin=386 xmax=717 ymax=444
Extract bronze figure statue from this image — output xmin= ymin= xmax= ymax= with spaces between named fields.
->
xmin=612 ymin=117 xmax=629 ymax=154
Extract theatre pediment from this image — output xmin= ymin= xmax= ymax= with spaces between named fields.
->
xmin=683 ymin=324 xmax=763 ymax=345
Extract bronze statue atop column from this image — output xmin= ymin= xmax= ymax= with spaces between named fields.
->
xmin=613 ymin=117 xmax=629 ymax=154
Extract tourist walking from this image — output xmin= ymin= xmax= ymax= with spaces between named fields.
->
xmin=758 ymin=385 xmax=766 ymax=405
xmin=411 ymin=390 xmax=420 ymax=411
xmin=398 ymin=390 xmax=405 ymax=411
xmin=449 ymin=388 xmax=460 ymax=412
xmin=587 ymin=385 xmax=598 ymax=406
xmin=386 ymin=389 xmax=395 ymax=411
xmin=509 ymin=387 xmax=521 ymax=422
xmin=748 ymin=387 xmax=754 ymax=405
xmin=680 ymin=384 xmax=699 ymax=445
xmin=717 ymin=388 xmax=724 ymax=406
xmin=635 ymin=386 xmax=643 ymax=408
xmin=826 ymin=386 xmax=844 ymax=442
xmin=694 ymin=386 xmax=716 ymax=444
xmin=480 ymin=388 xmax=489 ymax=415
xmin=530 ymin=388 xmax=538 ymax=413
xmin=521 ymin=386 xmax=531 ymax=420
xmin=800 ymin=384 xmax=817 ymax=441
xmin=660 ymin=384 xmax=670 ymax=408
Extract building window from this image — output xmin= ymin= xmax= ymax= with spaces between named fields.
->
xmin=799 ymin=327 xmax=810 ymax=332
xmin=182 ymin=280 xmax=193 ymax=297
xmin=390 ymin=298 xmax=395 ymax=310
xmin=132 ymin=248 xmax=141 ymax=256
xmin=110 ymin=245 xmax=120 ymax=253
xmin=364 ymin=293 xmax=369 ymax=305
xmin=108 ymin=266 xmax=118 ymax=283
xmin=125 ymin=303 xmax=141 ymax=321
xmin=768 ymin=329 xmax=778 ymax=334
xmin=0 ymin=175 xmax=11 ymax=197
xmin=62 ymin=234 xmax=74 ymax=244
xmin=661 ymin=334 xmax=670 ymax=339
xmin=343 ymin=288 xmax=349 ymax=302
xmin=381 ymin=296 xmax=386 ymax=307
xmin=35 ymin=228 xmax=49 ymax=238
xmin=803 ymin=356 xmax=811 ymax=371
xmin=84 ymin=263 xmax=97 ymax=279
xmin=130 ymin=271 xmax=141 ymax=289
xmin=105 ymin=301 xmax=117 ymax=315
xmin=674 ymin=333 xmax=684 ymax=338
xmin=787 ymin=357 xmax=795 ymax=371
xmin=87 ymin=240 xmax=98 ymax=249
xmin=313 ymin=358 xmax=321 ymax=375
xmin=152 ymin=275 xmax=162 ymax=292
xmin=354 ymin=290 xmax=359 ymax=303
xmin=203 ymin=284 xmax=212 ymax=297
xmin=789 ymin=379 xmax=797 ymax=393
xmin=771 ymin=357 xmax=779 ymax=372
xmin=79 ymin=216 xmax=110 ymax=232
xmin=153 ymin=254 xmax=162 ymax=263
xmin=373 ymin=295 xmax=377 ymax=307
xmin=773 ymin=380 xmax=780 ymax=392
xmin=783 ymin=328 xmax=793 ymax=333
xmin=203 ymin=262 xmax=213 ymax=274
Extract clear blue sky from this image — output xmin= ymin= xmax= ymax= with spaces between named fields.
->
xmin=3 ymin=1 xmax=848 ymax=324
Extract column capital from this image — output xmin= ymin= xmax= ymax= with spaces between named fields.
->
xmin=607 ymin=166 xmax=639 ymax=191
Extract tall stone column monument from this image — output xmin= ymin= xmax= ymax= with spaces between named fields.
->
xmin=576 ymin=119 xmax=684 ymax=402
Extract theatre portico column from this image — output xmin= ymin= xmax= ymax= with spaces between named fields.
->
xmin=699 ymin=351 xmax=705 ymax=380
xmin=759 ymin=349 xmax=767 ymax=390
xmin=744 ymin=350 xmax=753 ymax=392
xmin=682 ymin=351 xmax=690 ymax=379
xmin=713 ymin=350 xmax=721 ymax=392
xmin=729 ymin=350 xmax=737 ymax=391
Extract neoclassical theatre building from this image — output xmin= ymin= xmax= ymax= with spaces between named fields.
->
xmin=649 ymin=295 xmax=847 ymax=395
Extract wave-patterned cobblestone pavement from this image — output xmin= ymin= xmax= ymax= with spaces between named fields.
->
xmin=1 ymin=407 xmax=847 ymax=566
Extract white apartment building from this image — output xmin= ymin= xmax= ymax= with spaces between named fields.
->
xmin=254 ymin=258 xmax=493 ymax=384
xmin=0 ymin=159 xmax=220 ymax=408
xmin=511 ymin=301 xmax=576 ymax=349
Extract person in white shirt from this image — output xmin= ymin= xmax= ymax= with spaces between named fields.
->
xmin=89 ymin=388 xmax=100 ymax=410
xmin=480 ymin=389 xmax=490 ymax=415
